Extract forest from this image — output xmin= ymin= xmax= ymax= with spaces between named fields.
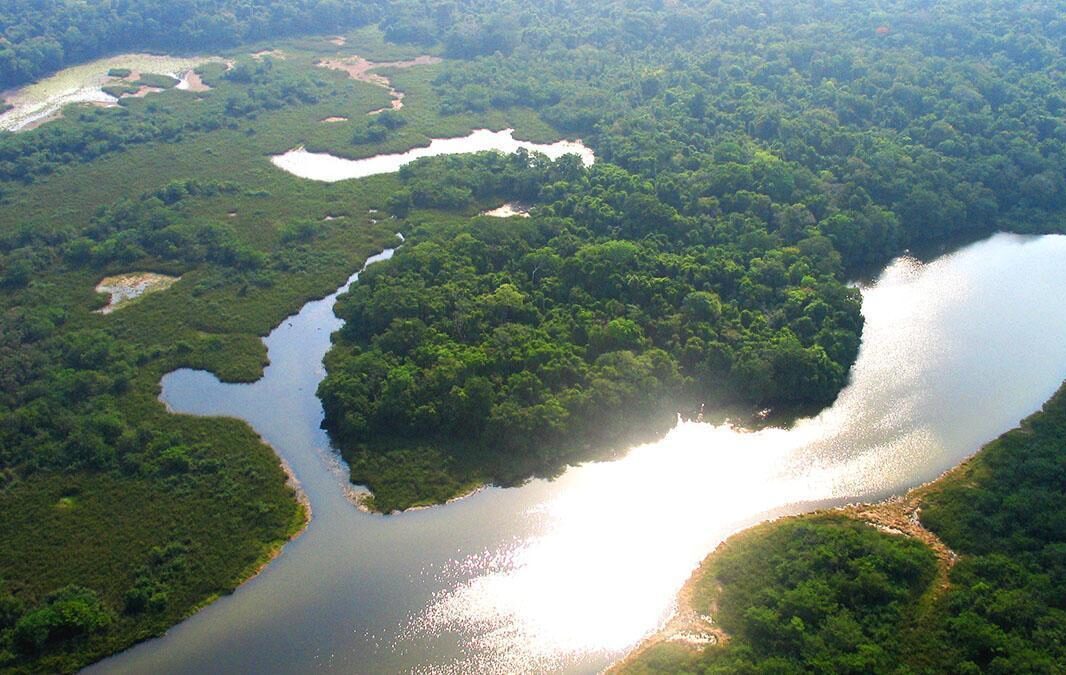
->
xmin=319 ymin=0 xmax=1066 ymax=508
xmin=0 ymin=0 xmax=1064 ymax=671
xmin=320 ymin=151 xmax=862 ymax=510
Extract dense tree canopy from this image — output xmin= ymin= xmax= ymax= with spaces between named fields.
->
xmin=2 ymin=0 xmax=1066 ymax=670
xmin=320 ymin=151 xmax=863 ymax=509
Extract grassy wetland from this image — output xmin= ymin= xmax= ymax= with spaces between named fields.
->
xmin=0 ymin=27 xmax=566 ymax=672
xmin=3 ymin=1 xmax=1066 ymax=672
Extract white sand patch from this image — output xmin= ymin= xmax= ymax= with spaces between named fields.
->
xmin=95 ymin=272 xmax=180 ymax=314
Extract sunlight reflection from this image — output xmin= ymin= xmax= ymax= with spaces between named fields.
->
xmin=404 ymin=240 xmax=1035 ymax=673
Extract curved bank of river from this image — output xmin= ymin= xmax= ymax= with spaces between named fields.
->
xmin=91 ymin=233 xmax=1066 ymax=674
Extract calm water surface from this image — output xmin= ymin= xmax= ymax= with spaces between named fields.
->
xmin=92 ymin=233 xmax=1066 ymax=673
xmin=270 ymin=129 xmax=596 ymax=182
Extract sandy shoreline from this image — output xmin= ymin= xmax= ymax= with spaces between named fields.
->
xmin=609 ymin=455 xmax=976 ymax=671
xmin=243 ymin=455 xmax=312 ymax=583
xmin=347 ymin=482 xmax=487 ymax=515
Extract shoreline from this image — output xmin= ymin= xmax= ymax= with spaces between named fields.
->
xmin=609 ymin=453 xmax=981 ymax=672
xmin=241 ymin=453 xmax=312 ymax=582
xmin=346 ymin=481 xmax=487 ymax=515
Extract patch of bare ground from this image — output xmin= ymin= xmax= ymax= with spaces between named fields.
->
xmin=177 ymin=70 xmax=211 ymax=92
xmin=316 ymin=55 xmax=442 ymax=113
xmin=94 ymin=272 xmax=179 ymax=313
xmin=482 ymin=202 xmax=531 ymax=218
xmin=329 ymin=36 xmax=347 ymax=46
xmin=251 ymin=49 xmax=286 ymax=60
xmin=320 ymin=115 xmax=348 ymax=123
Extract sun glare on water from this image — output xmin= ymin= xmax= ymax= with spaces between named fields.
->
xmin=399 ymin=236 xmax=1066 ymax=673
xmin=408 ymin=420 xmax=840 ymax=673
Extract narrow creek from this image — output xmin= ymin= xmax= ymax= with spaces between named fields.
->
xmin=92 ymin=233 xmax=1066 ymax=673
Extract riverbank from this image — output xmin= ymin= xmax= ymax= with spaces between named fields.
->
xmin=616 ymin=380 xmax=1066 ymax=672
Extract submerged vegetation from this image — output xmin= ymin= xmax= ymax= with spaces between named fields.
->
xmin=0 ymin=0 xmax=1065 ymax=671
xmin=624 ymin=381 xmax=1066 ymax=673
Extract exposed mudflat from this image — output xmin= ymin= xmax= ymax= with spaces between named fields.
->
xmin=94 ymin=272 xmax=180 ymax=313
xmin=482 ymin=202 xmax=531 ymax=218
xmin=317 ymin=55 xmax=442 ymax=113
xmin=176 ymin=70 xmax=211 ymax=92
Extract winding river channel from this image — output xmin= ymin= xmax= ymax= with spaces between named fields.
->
xmin=87 ymin=231 xmax=1066 ymax=674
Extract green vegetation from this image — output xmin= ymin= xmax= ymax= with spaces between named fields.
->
xmin=318 ymin=0 xmax=1066 ymax=509
xmin=100 ymin=83 xmax=139 ymax=99
xmin=106 ymin=68 xmax=132 ymax=79
xmin=133 ymin=73 xmax=180 ymax=89
xmin=1 ymin=0 xmax=1065 ymax=670
xmin=625 ymin=381 xmax=1066 ymax=673
xmin=321 ymin=151 xmax=862 ymax=510
xmin=0 ymin=0 xmax=384 ymax=88
xmin=0 ymin=40 xmax=448 ymax=674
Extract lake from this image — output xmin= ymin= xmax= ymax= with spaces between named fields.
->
xmin=91 ymin=232 xmax=1066 ymax=673
xmin=270 ymin=128 xmax=596 ymax=182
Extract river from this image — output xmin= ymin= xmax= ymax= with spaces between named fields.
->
xmin=89 ymin=232 xmax=1066 ymax=673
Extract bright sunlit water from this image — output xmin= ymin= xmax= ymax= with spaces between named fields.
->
xmin=91 ymin=233 xmax=1066 ymax=674
xmin=270 ymin=128 xmax=596 ymax=182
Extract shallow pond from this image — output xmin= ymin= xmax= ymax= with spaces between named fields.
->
xmin=93 ymin=233 xmax=1066 ymax=673
xmin=270 ymin=128 xmax=596 ymax=182
xmin=0 ymin=54 xmax=214 ymax=132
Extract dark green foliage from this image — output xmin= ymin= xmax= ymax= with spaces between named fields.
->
xmin=0 ymin=36 xmax=408 ymax=671
xmin=100 ymin=83 xmax=139 ymax=99
xmin=11 ymin=586 xmax=112 ymax=654
xmin=1 ymin=0 xmax=1066 ymax=670
xmin=133 ymin=73 xmax=179 ymax=89
xmin=701 ymin=516 xmax=936 ymax=673
xmin=0 ymin=0 xmax=384 ymax=88
xmin=320 ymin=151 xmax=863 ymax=509
xmin=914 ymin=385 xmax=1066 ymax=672
xmin=421 ymin=0 xmax=1066 ymax=267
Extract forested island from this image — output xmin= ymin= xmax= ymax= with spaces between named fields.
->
xmin=0 ymin=0 xmax=1064 ymax=672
